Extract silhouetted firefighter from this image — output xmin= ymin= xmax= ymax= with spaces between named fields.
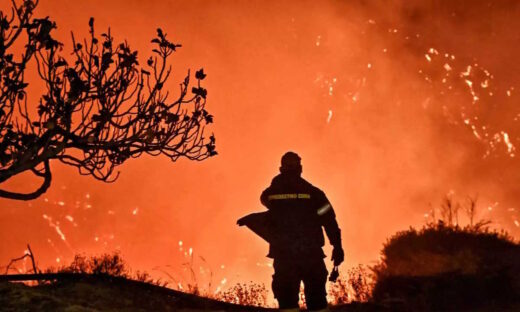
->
xmin=238 ymin=152 xmax=344 ymax=311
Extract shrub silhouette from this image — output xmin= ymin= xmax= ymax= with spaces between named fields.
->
xmin=328 ymin=265 xmax=372 ymax=305
xmin=59 ymin=252 xmax=129 ymax=277
xmin=52 ymin=253 xmax=269 ymax=306
xmin=372 ymin=221 xmax=520 ymax=310
xmin=213 ymin=282 xmax=268 ymax=307
xmin=328 ymin=276 xmax=349 ymax=305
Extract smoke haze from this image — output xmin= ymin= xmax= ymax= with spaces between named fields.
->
xmin=1 ymin=0 xmax=519 ymax=290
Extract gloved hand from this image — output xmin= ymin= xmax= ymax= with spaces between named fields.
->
xmin=331 ymin=246 xmax=344 ymax=266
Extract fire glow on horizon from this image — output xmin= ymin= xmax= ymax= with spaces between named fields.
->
xmin=1 ymin=0 xmax=520 ymax=295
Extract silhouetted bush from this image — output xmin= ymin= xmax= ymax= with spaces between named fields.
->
xmin=59 ymin=253 xmax=267 ymax=307
xmin=52 ymin=252 xmax=169 ymax=287
xmin=329 ymin=276 xmax=349 ymax=305
xmin=372 ymin=222 xmax=520 ymax=310
xmin=213 ymin=282 xmax=268 ymax=307
xmin=328 ymin=265 xmax=373 ymax=305
xmin=61 ymin=252 xmax=129 ymax=277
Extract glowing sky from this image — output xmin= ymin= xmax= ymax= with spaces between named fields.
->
xmin=1 ymin=0 xmax=520 ymax=292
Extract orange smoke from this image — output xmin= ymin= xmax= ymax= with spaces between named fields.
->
xmin=1 ymin=0 xmax=519 ymax=291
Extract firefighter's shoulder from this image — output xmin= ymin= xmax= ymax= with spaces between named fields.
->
xmin=299 ymin=177 xmax=325 ymax=197
xmin=272 ymin=173 xmax=287 ymax=183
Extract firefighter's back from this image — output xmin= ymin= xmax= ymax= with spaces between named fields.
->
xmin=262 ymin=173 xmax=326 ymax=257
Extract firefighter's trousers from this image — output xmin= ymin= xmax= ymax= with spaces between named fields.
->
xmin=272 ymin=255 xmax=328 ymax=311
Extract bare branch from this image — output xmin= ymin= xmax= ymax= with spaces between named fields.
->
xmin=0 ymin=1 xmax=216 ymax=200
xmin=0 ymin=159 xmax=51 ymax=200
xmin=4 ymin=244 xmax=38 ymax=275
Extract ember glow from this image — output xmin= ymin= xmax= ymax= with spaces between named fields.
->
xmin=1 ymin=0 xmax=520 ymax=292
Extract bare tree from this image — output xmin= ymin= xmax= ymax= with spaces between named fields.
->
xmin=0 ymin=0 xmax=216 ymax=200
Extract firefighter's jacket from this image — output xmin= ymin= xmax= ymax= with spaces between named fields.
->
xmin=260 ymin=173 xmax=342 ymax=259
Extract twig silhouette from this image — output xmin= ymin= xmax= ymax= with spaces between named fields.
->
xmin=4 ymin=244 xmax=39 ymax=276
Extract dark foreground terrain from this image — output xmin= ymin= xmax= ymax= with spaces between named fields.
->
xmin=3 ymin=273 xmax=520 ymax=311
xmin=4 ymin=222 xmax=520 ymax=311
xmin=0 ymin=275 xmax=381 ymax=312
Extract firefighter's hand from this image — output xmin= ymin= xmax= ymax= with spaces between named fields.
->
xmin=331 ymin=246 xmax=344 ymax=266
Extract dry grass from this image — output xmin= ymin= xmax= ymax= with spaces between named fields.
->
xmin=328 ymin=265 xmax=373 ymax=305
xmin=213 ymin=282 xmax=269 ymax=307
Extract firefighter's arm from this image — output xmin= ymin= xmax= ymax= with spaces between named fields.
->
xmin=322 ymin=208 xmax=344 ymax=266
xmin=260 ymin=188 xmax=271 ymax=209
xmin=317 ymin=191 xmax=344 ymax=265
xmin=320 ymin=204 xmax=342 ymax=248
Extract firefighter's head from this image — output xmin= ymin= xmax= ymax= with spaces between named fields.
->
xmin=280 ymin=151 xmax=302 ymax=176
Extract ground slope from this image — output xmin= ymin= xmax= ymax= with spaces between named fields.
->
xmin=0 ymin=276 xmax=380 ymax=312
